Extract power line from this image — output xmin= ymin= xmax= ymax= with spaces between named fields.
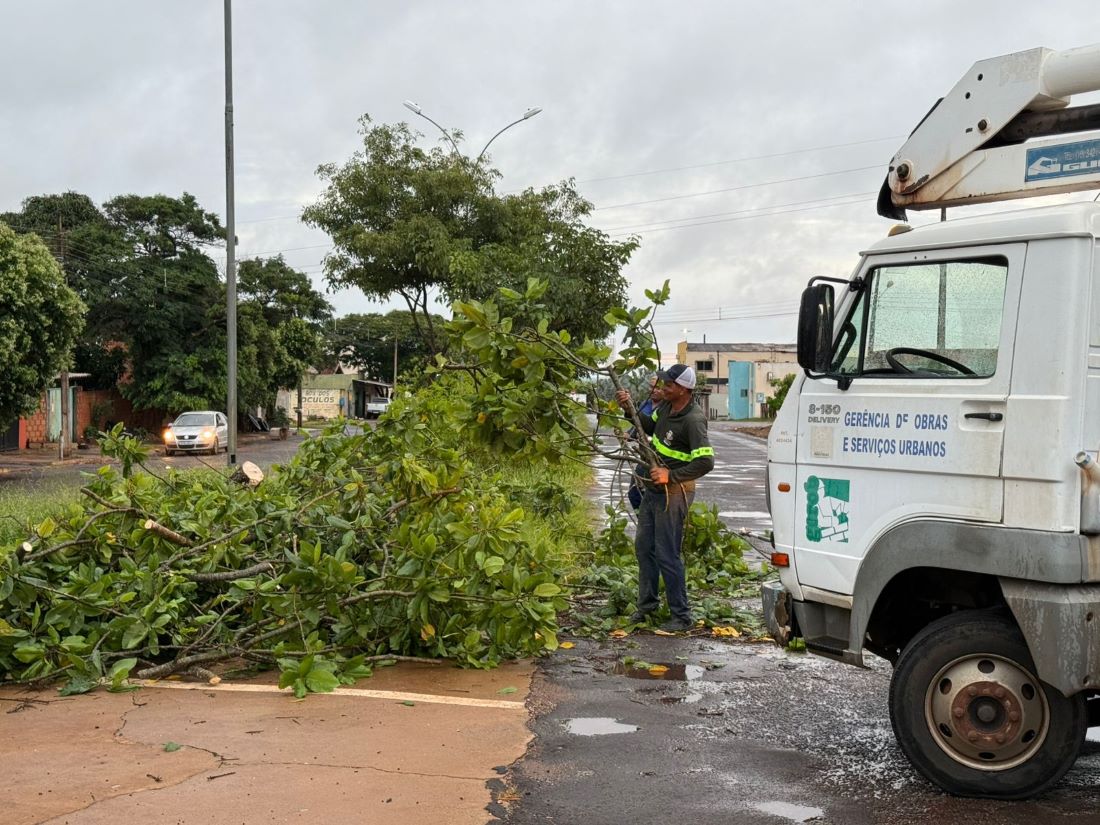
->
xmin=222 ymin=135 xmax=899 ymax=225
xmin=608 ymin=196 xmax=874 ymax=237
xmin=233 ymin=177 xmax=878 ymax=261
xmin=599 ymin=191 xmax=877 ymax=233
xmin=575 ymin=135 xmax=902 ymax=185
xmin=593 ymin=165 xmax=880 ymax=211
xmin=651 ymin=306 xmax=800 ymax=325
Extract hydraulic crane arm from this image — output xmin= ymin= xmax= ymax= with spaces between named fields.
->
xmin=880 ymin=44 xmax=1100 ymax=220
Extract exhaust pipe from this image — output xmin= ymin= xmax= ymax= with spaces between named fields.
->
xmin=1075 ymin=451 xmax=1100 ymax=484
xmin=1075 ymin=452 xmax=1100 ymax=533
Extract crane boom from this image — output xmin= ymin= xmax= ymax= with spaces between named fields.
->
xmin=880 ymin=44 xmax=1100 ymax=219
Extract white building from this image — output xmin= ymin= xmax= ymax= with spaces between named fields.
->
xmin=676 ymin=341 xmax=799 ymax=420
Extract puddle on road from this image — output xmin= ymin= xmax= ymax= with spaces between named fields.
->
xmin=1087 ymin=727 xmax=1100 ymax=743
xmin=564 ymin=717 xmax=639 ymax=736
xmin=753 ymin=801 xmax=824 ymax=822
xmin=612 ymin=662 xmax=705 ymax=681
xmin=660 ymin=692 xmax=703 ymax=705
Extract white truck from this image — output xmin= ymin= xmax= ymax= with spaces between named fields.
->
xmin=761 ymin=43 xmax=1100 ymax=798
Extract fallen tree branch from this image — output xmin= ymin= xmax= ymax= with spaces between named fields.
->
xmin=185 ymin=562 xmax=275 ymax=583
xmin=144 ymin=519 xmax=192 ymax=546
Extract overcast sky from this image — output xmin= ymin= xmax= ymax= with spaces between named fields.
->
xmin=3 ymin=2 xmax=1100 ymax=360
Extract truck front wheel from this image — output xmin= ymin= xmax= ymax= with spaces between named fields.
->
xmin=889 ymin=610 xmax=1085 ymax=799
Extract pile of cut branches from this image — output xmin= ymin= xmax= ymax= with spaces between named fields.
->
xmin=0 ymin=398 xmax=574 ymax=694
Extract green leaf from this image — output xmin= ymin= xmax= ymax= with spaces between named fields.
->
xmin=163 ymin=741 xmax=182 ymax=752
xmin=305 ymin=669 xmax=340 ymax=694
xmin=533 ymin=583 xmax=561 ymax=598
xmin=497 ymin=686 xmax=518 ymax=695
xmin=482 ymin=556 xmax=505 ymax=576
xmin=36 ymin=517 xmax=57 ymax=538
xmin=59 ymin=675 xmax=97 ymax=696
xmin=109 ymin=657 xmax=138 ymax=682
xmin=121 ymin=622 xmax=148 ymax=650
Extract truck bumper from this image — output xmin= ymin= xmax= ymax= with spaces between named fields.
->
xmin=761 ymin=580 xmax=793 ymax=647
xmin=1001 ymin=578 xmax=1100 ymax=697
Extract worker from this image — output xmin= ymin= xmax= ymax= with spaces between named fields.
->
xmin=616 ymin=364 xmax=715 ymax=632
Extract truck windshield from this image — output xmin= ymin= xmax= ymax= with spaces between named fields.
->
xmin=831 ymin=256 xmax=1008 ymax=378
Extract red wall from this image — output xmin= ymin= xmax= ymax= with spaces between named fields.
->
xmin=19 ymin=387 xmax=169 ymax=448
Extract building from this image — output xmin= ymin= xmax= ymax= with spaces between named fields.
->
xmin=2 ymin=379 xmax=168 ymax=452
xmin=676 ymin=341 xmax=799 ymax=420
xmin=275 ymin=369 xmax=392 ymax=421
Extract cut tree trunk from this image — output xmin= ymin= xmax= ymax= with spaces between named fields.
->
xmin=229 ymin=461 xmax=264 ymax=487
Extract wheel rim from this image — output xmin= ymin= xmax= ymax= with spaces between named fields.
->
xmin=925 ymin=652 xmax=1050 ymax=771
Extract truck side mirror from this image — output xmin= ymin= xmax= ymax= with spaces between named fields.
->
xmin=797 ymin=284 xmax=835 ymax=372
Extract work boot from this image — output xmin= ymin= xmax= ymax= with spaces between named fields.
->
xmin=658 ymin=617 xmax=693 ymax=633
xmin=627 ymin=609 xmax=652 ymax=625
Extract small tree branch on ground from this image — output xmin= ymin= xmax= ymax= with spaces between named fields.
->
xmin=185 ymin=562 xmax=276 ymax=583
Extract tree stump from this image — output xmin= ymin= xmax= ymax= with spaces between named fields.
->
xmin=229 ymin=461 xmax=264 ymax=487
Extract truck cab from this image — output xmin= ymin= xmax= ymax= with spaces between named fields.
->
xmin=762 ymin=43 xmax=1100 ymax=798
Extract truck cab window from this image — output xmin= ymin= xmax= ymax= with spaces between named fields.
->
xmin=832 ymin=257 xmax=1007 ymax=378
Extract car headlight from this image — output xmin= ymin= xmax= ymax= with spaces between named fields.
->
xmin=202 ymin=430 xmax=213 ymax=439
xmin=164 ymin=430 xmax=175 ymax=442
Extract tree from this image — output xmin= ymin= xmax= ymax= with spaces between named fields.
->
xmin=323 ymin=310 xmax=440 ymax=380
xmin=1 ymin=191 xmax=227 ymax=411
xmin=769 ymin=372 xmax=795 ymax=415
xmin=96 ymin=194 xmax=227 ymax=412
xmin=0 ymin=223 xmax=85 ymax=426
xmin=303 ymin=117 xmax=637 ymax=352
xmin=236 ymin=256 xmax=330 ymax=410
xmin=238 ymin=255 xmax=332 ymax=327
xmin=1 ymin=193 xmax=119 ymax=389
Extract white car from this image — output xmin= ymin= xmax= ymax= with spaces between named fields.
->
xmin=164 ymin=411 xmax=229 ymax=456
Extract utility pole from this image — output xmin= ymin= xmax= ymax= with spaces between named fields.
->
xmin=392 ymin=338 xmax=399 ymax=397
xmin=224 ymin=0 xmax=238 ymax=466
xmin=58 ymin=216 xmax=69 ymax=461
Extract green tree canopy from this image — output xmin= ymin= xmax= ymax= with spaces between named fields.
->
xmin=0 ymin=223 xmax=86 ymax=425
xmin=323 ymin=309 xmax=440 ymax=382
xmin=238 ymin=255 xmax=333 ymax=327
xmin=302 ymin=117 xmax=638 ymax=352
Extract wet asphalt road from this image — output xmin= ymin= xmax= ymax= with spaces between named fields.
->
xmin=505 ymin=424 xmax=1100 ymax=825
xmin=0 ymin=432 xmax=309 ymax=489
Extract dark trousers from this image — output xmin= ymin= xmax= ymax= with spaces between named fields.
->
xmin=635 ymin=485 xmax=694 ymax=621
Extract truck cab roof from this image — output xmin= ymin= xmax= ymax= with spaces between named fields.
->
xmin=865 ymin=201 xmax=1100 ymax=255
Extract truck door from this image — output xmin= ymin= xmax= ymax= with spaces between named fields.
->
xmin=794 ymin=244 xmax=1023 ymax=595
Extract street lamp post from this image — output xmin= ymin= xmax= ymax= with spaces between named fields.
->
xmin=476 ymin=108 xmax=542 ymax=162
xmin=401 ymin=101 xmax=542 ymax=163
xmin=402 ymin=101 xmax=462 ymax=156
xmin=224 ymin=0 xmax=238 ymax=466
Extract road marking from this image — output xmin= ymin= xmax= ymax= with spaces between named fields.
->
xmin=134 ymin=680 xmax=527 ymax=710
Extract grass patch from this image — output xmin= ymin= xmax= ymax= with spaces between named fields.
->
xmin=0 ymin=480 xmax=82 ymax=547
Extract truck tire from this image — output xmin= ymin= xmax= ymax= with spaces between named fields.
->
xmin=889 ymin=610 xmax=1085 ymax=799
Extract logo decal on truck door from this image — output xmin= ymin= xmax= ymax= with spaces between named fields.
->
xmin=805 ymin=475 xmax=850 ymax=543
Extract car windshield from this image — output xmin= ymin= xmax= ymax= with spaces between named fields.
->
xmin=174 ymin=413 xmax=216 ymax=427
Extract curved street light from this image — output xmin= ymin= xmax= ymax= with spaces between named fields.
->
xmin=402 ymin=101 xmax=542 ymax=163
xmin=402 ymin=100 xmax=463 ymax=156
xmin=476 ymin=107 xmax=542 ymax=163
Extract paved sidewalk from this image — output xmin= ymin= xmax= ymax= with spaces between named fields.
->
xmin=2 ymin=661 xmax=533 ymax=825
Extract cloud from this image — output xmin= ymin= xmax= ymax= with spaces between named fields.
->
xmin=3 ymin=0 xmax=1100 ymax=350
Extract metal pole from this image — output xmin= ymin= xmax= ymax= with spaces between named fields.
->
xmin=224 ymin=0 xmax=238 ymax=466
xmin=392 ymin=338 xmax=399 ymax=395
xmin=59 ymin=372 xmax=69 ymax=460
xmin=476 ymin=108 xmax=541 ymax=163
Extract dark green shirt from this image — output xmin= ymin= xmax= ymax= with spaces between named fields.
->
xmin=639 ymin=400 xmax=715 ymax=485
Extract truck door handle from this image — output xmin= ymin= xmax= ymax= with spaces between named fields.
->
xmin=964 ymin=412 xmax=1004 ymax=422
